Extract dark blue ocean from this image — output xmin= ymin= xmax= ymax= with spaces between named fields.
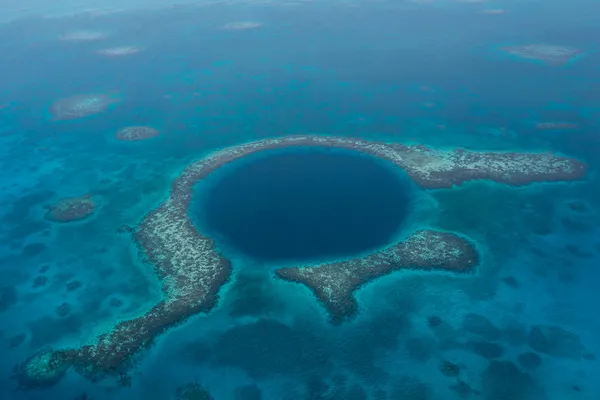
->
xmin=1 ymin=1 xmax=599 ymax=399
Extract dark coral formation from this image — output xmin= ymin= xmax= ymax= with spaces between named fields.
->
xmin=55 ymin=302 xmax=71 ymax=318
xmin=234 ymin=384 xmax=262 ymax=400
xmin=21 ymin=242 xmax=47 ymax=257
xmin=440 ymin=360 xmax=461 ymax=377
xmin=115 ymin=126 xmax=160 ymax=141
xmin=0 ymin=286 xmax=18 ymax=312
xmin=427 ymin=315 xmax=443 ymax=328
xmin=527 ymin=325 xmax=585 ymax=359
xmin=8 ymin=333 xmax=27 ymax=348
xmin=390 ymin=375 xmax=430 ymax=400
xmin=450 ymin=380 xmax=478 ymax=398
xmin=501 ymin=276 xmax=519 ymax=289
xmin=462 ymin=313 xmax=502 ymax=341
xmin=481 ymin=361 xmax=543 ymax=400
xmin=517 ymin=352 xmax=542 ymax=370
xmin=566 ymin=200 xmax=589 ymax=213
xmin=32 ymin=276 xmax=48 ymax=288
xmin=45 ymin=194 xmax=96 ymax=223
xmin=276 ymin=229 xmax=478 ymax=323
xmin=66 ymin=280 xmax=82 ymax=291
xmin=174 ymin=383 xmax=212 ymax=400
xmin=14 ymin=135 xmax=588 ymax=386
xmin=466 ymin=341 xmax=504 ymax=359
xmin=109 ymin=298 xmax=123 ymax=308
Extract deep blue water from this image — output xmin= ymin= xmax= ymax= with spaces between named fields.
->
xmin=0 ymin=1 xmax=599 ymax=400
xmin=197 ymin=147 xmax=412 ymax=263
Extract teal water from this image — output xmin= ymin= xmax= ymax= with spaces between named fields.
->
xmin=0 ymin=1 xmax=599 ymax=400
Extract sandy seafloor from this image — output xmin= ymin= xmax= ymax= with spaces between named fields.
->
xmin=1 ymin=1 xmax=600 ymax=399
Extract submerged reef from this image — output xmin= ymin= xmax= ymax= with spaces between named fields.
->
xmin=12 ymin=350 xmax=70 ymax=390
xmin=174 ymin=383 xmax=212 ymax=400
xmin=115 ymin=126 xmax=160 ymax=141
xmin=276 ymin=229 xmax=478 ymax=323
xmin=221 ymin=21 xmax=263 ymax=31
xmin=14 ymin=135 xmax=587 ymax=387
xmin=58 ymin=30 xmax=109 ymax=42
xmin=501 ymin=44 xmax=583 ymax=66
xmin=45 ymin=194 xmax=96 ymax=223
xmin=49 ymin=94 xmax=119 ymax=120
xmin=96 ymin=46 xmax=144 ymax=57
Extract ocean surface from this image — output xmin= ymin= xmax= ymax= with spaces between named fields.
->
xmin=0 ymin=1 xmax=599 ymax=399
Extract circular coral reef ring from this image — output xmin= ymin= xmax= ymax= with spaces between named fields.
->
xmin=45 ymin=194 xmax=96 ymax=223
xmin=49 ymin=93 xmax=120 ymax=121
xmin=16 ymin=135 xmax=587 ymax=384
xmin=115 ymin=126 xmax=161 ymax=141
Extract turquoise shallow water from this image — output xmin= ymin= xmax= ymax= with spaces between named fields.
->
xmin=0 ymin=1 xmax=600 ymax=399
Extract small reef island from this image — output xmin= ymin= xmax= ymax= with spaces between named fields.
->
xmin=14 ymin=135 xmax=588 ymax=389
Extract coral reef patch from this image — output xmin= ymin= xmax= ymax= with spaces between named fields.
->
xmin=45 ymin=194 xmax=96 ymax=223
xmin=275 ymin=229 xmax=478 ymax=323
xmin=96 ymin=46 xmax=144 ymax=57
xmin=49 ymin=94 xmax=119 ymax=120
xmin=527 ymin=325 xmax=586 ymax=359
xmin=501 ymin=44 xmax=583 ymax=66
xmin=174 ymin=383 xmax=212 ymax=400
xmin=115 ymin=126 xmax=160 ymax=141
xmin=13 ymin=135 xmax=587 ymax=387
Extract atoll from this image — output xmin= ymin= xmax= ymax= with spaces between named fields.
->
xmin=115 ymin=126 xmax=160 ymax=141
xmin=96 ymin=46 xmax=144 ymax=57
xmin=276 ymin=229 xmax=478 ymax=323
xmin=501 ymin=44 xmax=583 ymax=66
xmin=14 ymin=135 xmax=588 ymax=385
xmin=49 ymin=94 xmax=119 ymax=121
xmin=45 ymin=194 xmax=96 ymax=222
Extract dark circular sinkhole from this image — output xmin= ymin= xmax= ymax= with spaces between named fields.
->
xmin=193 ymin=147 xmax=414 ymax=263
